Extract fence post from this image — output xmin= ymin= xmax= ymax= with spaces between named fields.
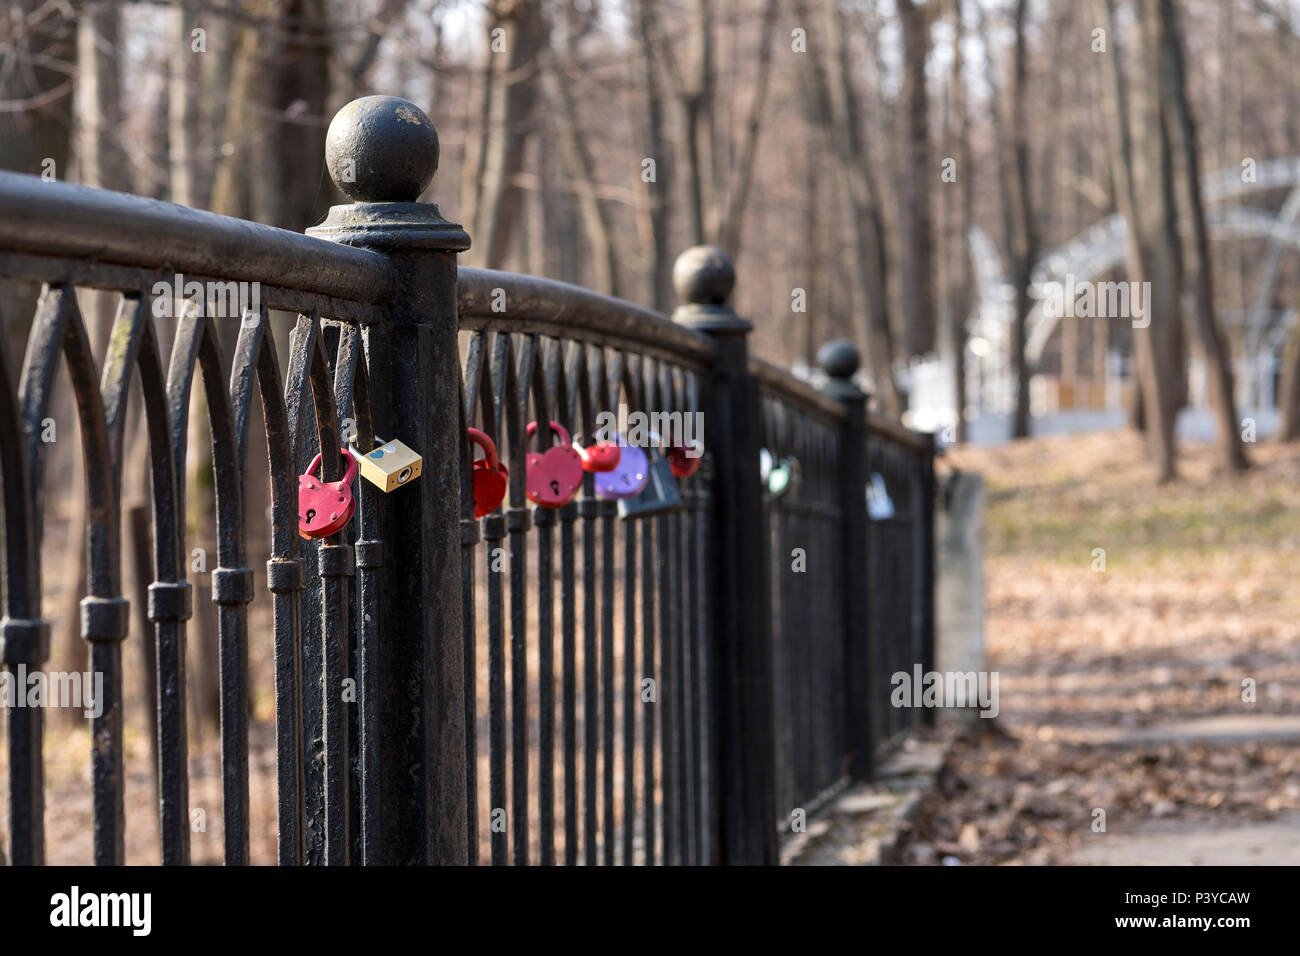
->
xmin=672 ymin=246 xmax=777 ymax=865
xmin=308 ymin=96 xmax=469 ymax=864
xmin=818 ymin=340 xmax=874 ymax=780
xmin=913 ymin=434 xmax=937 ymax=727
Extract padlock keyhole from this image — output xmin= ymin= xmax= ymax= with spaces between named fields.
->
xmin=305 ymin=508 xmax=316 ymax=524
xmin=550 ymin=479 xmax=560 ymax=496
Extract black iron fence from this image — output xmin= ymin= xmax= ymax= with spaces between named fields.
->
xmin=0 ymin=95 xmax=936 ymax=866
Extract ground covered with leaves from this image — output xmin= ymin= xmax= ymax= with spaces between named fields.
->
xmin=901 ymin=430 xmax=1300 ymax=865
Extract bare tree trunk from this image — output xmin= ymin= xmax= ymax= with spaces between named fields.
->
xmin=460 ymin=5 xmax=498 ymax=238
xmin=169 ymin=0 xmax=201 ymax=207
xmin=1006 ymin=0 xmax=1036 ymax=439
xmin=716 ymin=0 xmax=780 ymax=255
xmin=208 ymin=22 xmax=259 ymax=218
xmin=679 ymin=0 xmax=715 ymax=246
xmin=948 ymin=0 xmax=971 ymax=442
xmin=1279 ymin=319 xmax=1300 ymax=440
xmin=633 ymin=0 xmax=674 ymax=313
xmin=897 ymin=0 xmax=937 ymax=359
xmin=257 ymin=0 xmax=329 ymax=231
xmin=339 ymin=0 xmax=405 ymax=103
xmin=794 ymin=0 xmax=902 ymax=414
xmin=472 ymin=0 xmax=546 ymax=269
xmin=540 ymin=131 xmax=581 ymax=284
xmin=801 ymin=121 xmax=819 ymax=369
xmin=1158 ymin=0 xmax=1247 ymax=471
xmin=543 ymin=39 xmax=619 ymax=296
xmin=1095 ymin=0 xmax=1177 ymax=480
xmin=1134 ymin=0 xmax=1182 ymax=481
xmin=977 ymin=1 xmax=1033 ymax=438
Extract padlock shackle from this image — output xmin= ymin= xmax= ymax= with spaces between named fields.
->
xmin=569 ymin=423 xmax=617 ymax=446
xmin=574 ymin=435 xmax=619 ymax=450
xmin=525 ymin=419 xmax=572 ymax=449
xmin=466 ymin=427 xmax=501 ymax=470
xmin=642 ymin=428 xmax=702 ymax=456
xmin=305 ymin=449 xmax=358 ymax=486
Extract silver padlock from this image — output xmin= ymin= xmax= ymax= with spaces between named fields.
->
xmin=618 ymin=446 xmax=683 ymax=519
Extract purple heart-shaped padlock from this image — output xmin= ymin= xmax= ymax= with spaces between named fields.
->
xmin=595 ymin=438 xmax=648 ymax=500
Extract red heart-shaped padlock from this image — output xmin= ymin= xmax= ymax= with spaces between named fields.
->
xmin=468 ymin=427 xmax=508 ymax=518
xmin=298 ymin=450 xmax=357 ymax=540
xmin=667 ymin=440 xmax=703 ymax=478
xmin=526 ymin=421 xmax=584 ymax=509
xmin=576 ymin=437 xmax=621 ymax=473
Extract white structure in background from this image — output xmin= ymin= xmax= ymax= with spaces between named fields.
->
xmin=929 ymin=157 xmax=1300 ymax=445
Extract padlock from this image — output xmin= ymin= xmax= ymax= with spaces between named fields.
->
xmin=298 ymin=450 xmax=357 ymax=540
xmin=867 ymin=472 xmax=895 ymax=520
xmin=618 ymin=446 xmax=683 ymax=519
xmin=666 ymin=439 xmax=703 ymax=478
xmin=768 ymin=455 xmax=800 ymax=498
xmin=595 ymin=434 xmax=649 ymax=500
xmin=467 ymin=427 xmax=508 ymax=518
xmin=575 ymin=434 xmax=621 ymax=473
xmin=349 ymin=435 xmax=422 ymax=492
xmin=525 ymin=420 xmax=584 ymax=508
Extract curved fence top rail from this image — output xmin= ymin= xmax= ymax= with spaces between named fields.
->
xmin=750 ymin=356 xmax=845 ymax=424
xmin=751 ymin=348 xmax=932 ymax=453
xmin=867 ymin=413 xmax=932 ymax=453
xmin=458 ymin=267 xmax=717 ymax=368
xmin=0 ymin=171 xmax=393 ymax=305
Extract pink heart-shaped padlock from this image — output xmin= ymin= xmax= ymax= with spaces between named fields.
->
xmin=298 ymin=450 xmax=357 ymax=540
xmin=595 ymin=436 xmax=648 ymax=500
xmin=525 ymin=421 xmax=584 ymax=509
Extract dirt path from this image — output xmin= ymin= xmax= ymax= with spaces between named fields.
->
xmin=897 ymin=432 xmax=1300 ymax=866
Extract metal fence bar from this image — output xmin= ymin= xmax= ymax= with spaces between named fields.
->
xmin=460 ymin=332 xmax=487 ymax=867
xmin=914 ymin=435 xmax=938 ymax=728
xmin=653 ymin=351 xmax=677 ymax=866
xmin=640 ymin=465 xmax=657 ymax=865
xmin=581 ymin=494 xmax=599 ymax=867
xmin=231 ymin=306 xmax=305 ymax=865
xmin=622 ymin=498 xmax=638 ymax=865
xmin=509 ymin=338 xmax=535 ymax=866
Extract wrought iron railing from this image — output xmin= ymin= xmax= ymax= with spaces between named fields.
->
xmin=0 ymin=95 xmax=935 ymax=866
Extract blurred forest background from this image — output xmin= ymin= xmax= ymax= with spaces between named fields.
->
xmin=3 ymin=0 xmax=1300 ymax=858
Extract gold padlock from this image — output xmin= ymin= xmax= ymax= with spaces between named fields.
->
xmin=349 ymin=435 xmax=422 ymax=492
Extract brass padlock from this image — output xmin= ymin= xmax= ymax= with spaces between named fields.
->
xmin=349 ymin=435 xmax=422 ymax=492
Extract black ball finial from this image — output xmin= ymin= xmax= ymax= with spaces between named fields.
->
xmin=325 ymin=95 xmax=440 ymax=203
xmin=672 ymin=246 xmax=735 ymax=307
xmin=818 ymin=339 xmax=860 ymax=379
